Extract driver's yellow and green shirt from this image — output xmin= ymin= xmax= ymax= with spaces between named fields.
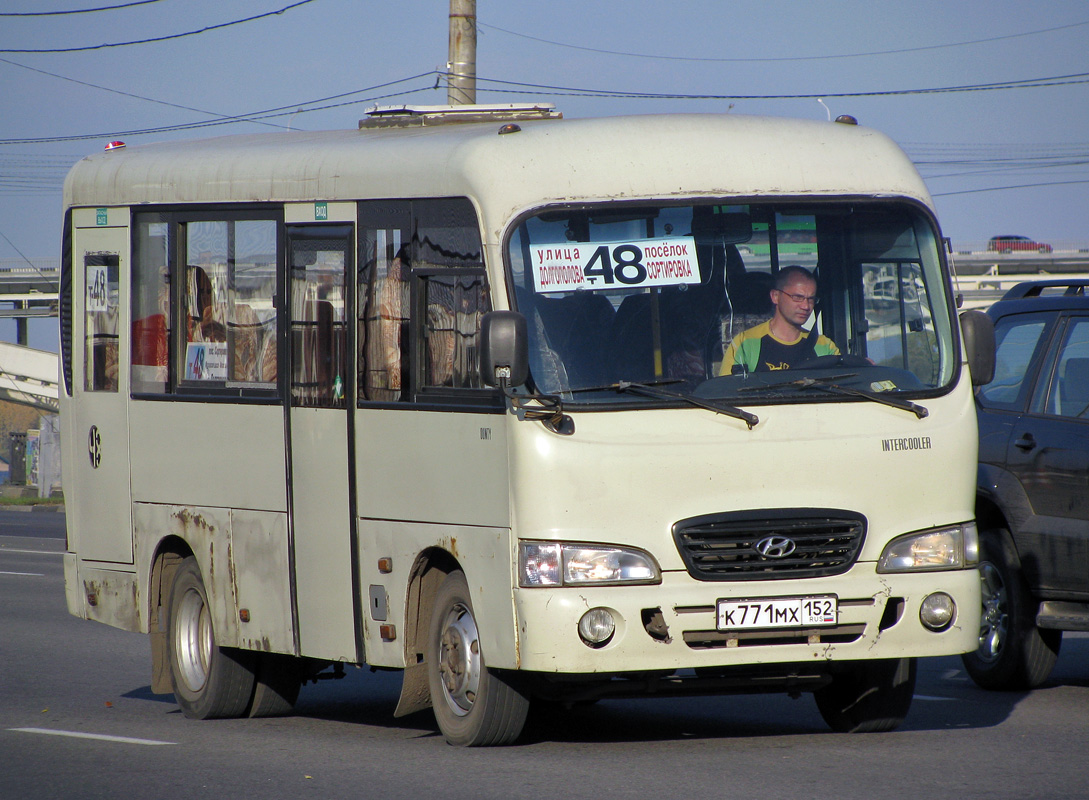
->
xmin=719 ymin=321 xmax=840 ymax=374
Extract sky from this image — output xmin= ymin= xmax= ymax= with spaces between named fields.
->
xmin=1 ymin=0 xmax=1087 ymax=351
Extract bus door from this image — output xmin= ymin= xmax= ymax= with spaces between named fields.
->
xmin=286 ymin=221 xmax=360 ymax=661
xmin=70 ymin=210 xmax=133 ymax=564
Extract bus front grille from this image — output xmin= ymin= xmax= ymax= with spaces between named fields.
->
xmin=672 ymin=509 xmax=866 ymax=581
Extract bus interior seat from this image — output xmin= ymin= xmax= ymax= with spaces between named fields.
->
xmin=229 ymin=302 xmax=262 ymax=382
xmin=296 ymin=299 xmax=334 ymax=402
xmin=530 ymin=290 xmax=615 ymax=389
xmin=610 ymin=243 xmax=731 ymax=384
xmin=189 ymin=266 xmax=227 ymax=342
xmin=514 ymin=285 xmax=568 ymax=392
xmin=725 ymin=269 xmax=774 ymax=341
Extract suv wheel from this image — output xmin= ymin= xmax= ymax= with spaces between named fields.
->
xmin=961 ymin=529 xmax=1061 ymax=690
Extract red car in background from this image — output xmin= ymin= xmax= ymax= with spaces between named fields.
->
xmin=988 ymin=235 xmax=1053 ymax=254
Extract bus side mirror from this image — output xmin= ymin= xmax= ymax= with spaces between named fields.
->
xmin=480 ymin=311 xmax=529 ymax=388
xmin=959 ymin=309 xmax=995 ymax=386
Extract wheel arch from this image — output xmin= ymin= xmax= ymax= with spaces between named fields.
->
xmin=392 ymin=546 xmax=461 ymax=718
xmin=148 ymin=535 xmax=195 ymax=694
xmin=974 ymin=497 xmax=1022 ymax=568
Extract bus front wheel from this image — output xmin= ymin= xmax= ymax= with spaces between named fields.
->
xmin=167 ymin=556 xmax=256 ymax=719
xmin=427 ymin=570 xmax=529 ymax=746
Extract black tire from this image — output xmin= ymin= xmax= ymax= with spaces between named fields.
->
xmin=249 ymin=653 xmax=302 ymax=718
xmin=167 ymin=556 xmax=256 ymax=719
xmin=427 ymin=571 xmax=529 ymax=746
xmin=961 ymin=530 xmax=1061 ymax=690
xmin=814 ymin=658 xmax=916 ymax=733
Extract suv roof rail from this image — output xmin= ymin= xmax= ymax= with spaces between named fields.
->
xmin=1002 ymin=279 xmax=1089 ymax=300
xmin=359 ymin=103 xmax=561 ymax=129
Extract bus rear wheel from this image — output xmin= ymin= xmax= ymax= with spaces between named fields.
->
xmin=249 ymin=653 xmax=302 ymax=718
xmin=814 ymin=657 xmax=916 ymax=733
xmin=167 ymin=556 xmax=256 ymax=719
xmin=427 ymin=570 xmax=529 ymax=746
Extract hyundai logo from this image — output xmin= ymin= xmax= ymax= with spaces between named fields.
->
xmin=754 ymin=535 xmax=797 ymax=559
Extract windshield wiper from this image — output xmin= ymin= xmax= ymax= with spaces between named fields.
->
xmin=574 ymin=380 xmax=759 ymax=429
xmin=570 ymin=378 xmax=686 ymax=393
xmin=788 ymin=376 xmax=929 ymax=419
xmin=736 ymin=372 xmax=860 ymax=396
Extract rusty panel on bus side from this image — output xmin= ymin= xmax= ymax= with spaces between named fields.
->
xmin=132 ymin=502 xmax=294 ymax=653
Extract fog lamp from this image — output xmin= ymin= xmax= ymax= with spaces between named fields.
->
xmin=578 ymin=608 xmax=616 ymax=647
xmin=919 ymin=592 xmax=955 ymax=632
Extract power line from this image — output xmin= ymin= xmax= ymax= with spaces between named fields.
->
xmin=4 ymin=65 xmax=1087 ymax=146
xmin=464 ymin=71 xmax=1089 ymax=101
xmin=0 ymin=0 xmax=319 ymax=53
xmin=0 ymin=56 xmax=293 ymax=131
xmin=932 ymin=179 xmax=1089 ymax=196
xmin=0 ymin=229 xmax=57 ymax=291
xmin=0 ymin=0 xmax=164 ymax=16
xmin=0 ymin=73 xmax=441 ymax=145
xmin=479 ymin=18 xmax=1089 ymax=63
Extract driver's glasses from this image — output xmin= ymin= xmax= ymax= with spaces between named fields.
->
xmin=780 ymin=291 xmax=818 ymax=306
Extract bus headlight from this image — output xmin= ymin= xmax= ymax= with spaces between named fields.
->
xmin=520 ymin=542 xmax=661 ymax=587
xmin=877 ymin=522 xmax=978 ymax=573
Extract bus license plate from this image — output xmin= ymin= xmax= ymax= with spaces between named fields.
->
xmin=717 ymin=596 xmax=837 ymax=630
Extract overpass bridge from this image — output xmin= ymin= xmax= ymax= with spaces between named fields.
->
xmin=0 ymin=341 xmax=58 ymax=413
xmin=1 ymin=259 xmax=60 ymax=412
xmin=2 ymin=248 xmax=1088 ymax=412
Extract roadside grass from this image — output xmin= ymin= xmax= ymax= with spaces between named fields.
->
xmin=0 ymin=494 xmax=64 ymax=507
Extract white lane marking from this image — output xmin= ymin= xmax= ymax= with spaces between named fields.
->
xmin=0 ymin=571 xmax=44 ymax=576
xmin=914 ymin=695 xmax=957 ymax=701
xmin=0 ymin=549 xmax=64 ymax=556
xmin=9 ymin=728 xmax=176 ymax=746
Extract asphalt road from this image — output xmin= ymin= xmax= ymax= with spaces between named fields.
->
xmin=2 ymin=511 xmax=1087 ymax=799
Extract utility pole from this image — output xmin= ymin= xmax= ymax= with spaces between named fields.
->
xmin=447 ymin=0 xmax=476 ymax=105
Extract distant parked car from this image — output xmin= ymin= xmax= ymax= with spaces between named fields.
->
xmin=988 ymin=235 xmax=1053 ymax=254
xmin=968 ymin=279 xmax=1089 ymax=690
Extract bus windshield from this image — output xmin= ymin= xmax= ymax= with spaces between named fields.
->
xmin=506 ymin=201 xmax=956 ymax=406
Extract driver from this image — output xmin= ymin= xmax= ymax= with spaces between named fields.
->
xmin=719 ymin=265 xmax=839 ymax=374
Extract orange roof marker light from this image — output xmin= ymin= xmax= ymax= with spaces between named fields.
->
xmin=105 ymin=141 xmax=126 ymax=151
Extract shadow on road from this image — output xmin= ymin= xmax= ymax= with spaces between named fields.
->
xmin=119 ymin=635 xmax=1089 ymax=746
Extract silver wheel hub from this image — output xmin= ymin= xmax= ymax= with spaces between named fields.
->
xmin=174 ymin=586 xmax=212 ymax=692
xmin=437 ymin=602 xmax=481 ymax=717
xmin=977 ymin=562 xmax=1008 ymax=663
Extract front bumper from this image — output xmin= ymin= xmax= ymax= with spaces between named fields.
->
xmin=510 ymin=565 xmax=980 ymax=674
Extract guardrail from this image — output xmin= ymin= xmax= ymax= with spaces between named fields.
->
xmin=953 ymin=272 xmax=1089 ymax=311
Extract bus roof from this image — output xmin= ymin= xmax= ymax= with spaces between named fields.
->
xmin=63 ymin=112 xmax=932 ymax=238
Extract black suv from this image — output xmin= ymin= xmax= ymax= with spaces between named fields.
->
xmin=968 ymin=279 xmax=1089 ymax=689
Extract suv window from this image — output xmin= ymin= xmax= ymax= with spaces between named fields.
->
xmin=1033 ymin=316 xmax=1089 ymax=418
xmin=978 ymin=313 xmax=1050 ymax=410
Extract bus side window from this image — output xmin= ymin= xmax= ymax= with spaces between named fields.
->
xmin=85 ymin=253 xmax=120 ymax=393
xmin=288 ymin=227 xmax=349 ymax=408
xmin=422 ymin=271 xmax=489 ymax=389
xmin=132 ymin=218 xmax=170 ymax=394
xmin=360 ymin=240 xmax=409 ymax=402
xmin=181 ymin=219 xmax=277 ymax=388
xmin=358 ymin=197 xmax=489 ymax=403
